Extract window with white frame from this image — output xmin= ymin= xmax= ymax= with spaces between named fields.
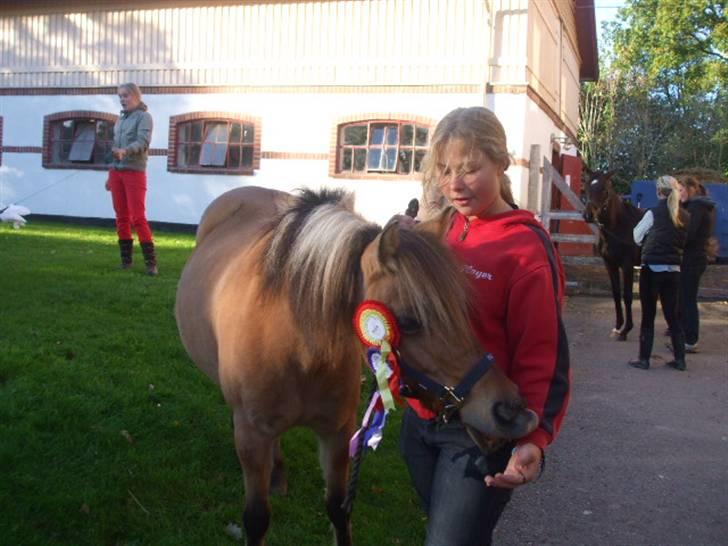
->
xmin=43 ymin=113 xmax=117 ymax=170
xmin=337 ymin=120 xmax=430 ymax=175
xmin=169 ymin=115 xmax=260 ymax=174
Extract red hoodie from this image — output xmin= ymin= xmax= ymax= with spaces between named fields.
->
xmin=407 ymin=209 xmax=571 ymax=450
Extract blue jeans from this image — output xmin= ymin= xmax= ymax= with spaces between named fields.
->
xmin=400 ymin=408 xmax=513 ymax=546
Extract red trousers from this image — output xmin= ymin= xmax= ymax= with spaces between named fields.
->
xmin=109 ymin=169 xmax=154 ymax=243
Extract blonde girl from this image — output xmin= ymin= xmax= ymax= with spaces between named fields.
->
xmin=631 ymin=175 xmax=689 ymax=370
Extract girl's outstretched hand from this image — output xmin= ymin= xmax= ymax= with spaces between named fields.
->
xmin=484 ymin=443 xmax=542 ymax=489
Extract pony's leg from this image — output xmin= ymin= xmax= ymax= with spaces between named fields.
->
xmin=270 ymin=437 xmax=288 ymax=496
xmin=317 ymin=424 xmax=354 ymax=546
xmin=619 ymin=263 xmax=636 ymax=341
xmin=233 ymin=410 xmax=274 ymax=546
xmin=606 ymin=262 xmax=624 ymax=335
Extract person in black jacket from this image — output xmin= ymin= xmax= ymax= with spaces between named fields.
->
xmin=677 ymin=176 xmax=716 ymax=353
xmin=630 ymin=176 xmax=689 ymax=371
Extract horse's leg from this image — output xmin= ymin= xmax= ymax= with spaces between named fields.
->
xmin=317 ymin=423 xmax=354 ymax=546
xmin=270 ymin=437 xmax=288 ymax=496
xmin=233 ymin=410 xmax=274 ymax=546
xmin=605 ymin=262 xmax=624 ymax=335
xmin=619 ymin=263 xmax=636 ymax=341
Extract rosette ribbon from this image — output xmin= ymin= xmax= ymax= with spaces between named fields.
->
xmin=349 ymin=301 xmax=402 ymax=456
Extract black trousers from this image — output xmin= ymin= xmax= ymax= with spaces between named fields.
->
xmin=638 ymin=267 xmax=685 ymax=361
xmin=679 ymin=258 xmax=707 ymax=345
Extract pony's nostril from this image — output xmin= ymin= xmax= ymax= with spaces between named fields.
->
xmin=492 ymin=401 xmax=523 ymax=426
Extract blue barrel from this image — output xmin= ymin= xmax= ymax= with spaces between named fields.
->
xmin=630 ymin=180 xmax=728 ymax=261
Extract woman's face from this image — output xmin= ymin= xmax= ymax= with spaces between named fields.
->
xmin=118 ymin=87 xmax=140 ymax=111
xmin=678 ymin=183 xmax=689 ymax=203
xmin=436 ymin=138 xmax=506 ymax=218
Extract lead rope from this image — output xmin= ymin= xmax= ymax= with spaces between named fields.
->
xmin=341 ymin=379 xmax=378 ymax=516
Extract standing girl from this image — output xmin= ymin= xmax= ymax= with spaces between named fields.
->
xmin=400 ymin=106 xmax=570 ymax=545
xmin=630 ymin=176 xmax=689 ymax=370
xmin=677 ymin=176 xmax=716 ymax=353
xmin=105 ymin=82 xmax=158 ymax=276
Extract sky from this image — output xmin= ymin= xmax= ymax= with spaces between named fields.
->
xmin=593 ymin=0 xmax=626 ymax=48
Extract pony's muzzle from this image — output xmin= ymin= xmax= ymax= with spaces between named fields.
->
xmin=491 ymin=401 xmax=539 ymax=439
xmin=459 ymin=393 xmax=538 ymax=441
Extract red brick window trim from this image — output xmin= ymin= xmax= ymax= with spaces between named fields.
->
xmin=168 ymin=112 xmax=261 ymax=175
xmin=330 ymin=115 xmax=435 ymax=179
xmin=42 ymin=111 xmax=118 ymax=171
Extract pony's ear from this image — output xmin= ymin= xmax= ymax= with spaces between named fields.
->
xmin=605 ymin=169 xmax=617 ymax=181
xmin=415 ymin=207 xmax=456 ymax=239
xmin=377 ymin=222 xmax=400 ymax=271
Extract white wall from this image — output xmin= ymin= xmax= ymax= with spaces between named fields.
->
xmin=485 ymin=90 xmax=568 ymax=211
xmin=1 ymin=91 xmax=488 ymax=227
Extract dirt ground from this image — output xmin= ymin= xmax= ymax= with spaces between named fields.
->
xmin=493 ymin=296 xmax=728 ymax=546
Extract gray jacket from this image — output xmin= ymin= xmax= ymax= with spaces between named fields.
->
xmin=112 ymin=103 xmax=153 ymax=171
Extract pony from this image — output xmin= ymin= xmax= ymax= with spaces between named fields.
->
xmin=583 ymin=170 xmax=645 ymax=340
xmin=175 ymin=186 xmax=538 ymax=546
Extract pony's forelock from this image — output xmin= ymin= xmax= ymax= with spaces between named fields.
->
xmin=393 ymin=230 xmax=474 ymax=347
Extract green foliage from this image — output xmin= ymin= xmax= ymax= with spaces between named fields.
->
xmin=578 ymin=0 xmax=728 ymax=185
xmin=0 ymin=221 xmax=425 ymax=545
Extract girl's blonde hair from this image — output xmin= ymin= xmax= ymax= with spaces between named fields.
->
xmin=421 ymin=107 xmax=513 ymax=216
xmin=656 ymin=175 xmax=684 ymax=228
xmin=118 ymin=82 xmax=142 ymax=102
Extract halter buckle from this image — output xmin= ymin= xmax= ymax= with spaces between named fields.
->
xmin=438 ymin=386 xmax=465 ymax=424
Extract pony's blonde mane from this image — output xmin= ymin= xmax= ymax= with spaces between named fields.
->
xmin=262 ymin=188 xmax=476 ymax=360
xmin=262 ymin=189 xmax=381 ymax=352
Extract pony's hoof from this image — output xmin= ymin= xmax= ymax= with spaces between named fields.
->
xmin=617 ymin=333 xmax=628 ymax=341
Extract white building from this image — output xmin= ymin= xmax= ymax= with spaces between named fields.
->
xmin=0 ymin=0 xmax=598 ymax=227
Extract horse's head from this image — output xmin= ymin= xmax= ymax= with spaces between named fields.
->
xmin=359 ymin=217 xmax=538 ymax=444
xmin=583 ymin=169 xmax=616 ymax=223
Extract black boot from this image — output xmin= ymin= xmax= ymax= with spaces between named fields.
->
xmin=666 ymin=358 xmax=686 ymax=371
xmin=666 ymin=328 xmax=687 ymax=371
xmin=629 ymin=358 xmax=650 ymax=370
xmin=140 ymin=241 xmax=159 ymax=276
xmin=118 ymin=239 xmax=133 ymax=269
xmin=629 ymin=329 xmax=653 ymax=370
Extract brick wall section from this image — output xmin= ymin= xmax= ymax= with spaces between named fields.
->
xmin=42 ymin=110 xmax=118 ymax=171
xmin=167 ymin=111 xmax=261 ymax=175
xmin=328 ymin=113 xmax=437 ymax=180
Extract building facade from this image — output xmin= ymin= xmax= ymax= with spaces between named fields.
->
xmin=0 ymin=0 xmax=597 ymax=226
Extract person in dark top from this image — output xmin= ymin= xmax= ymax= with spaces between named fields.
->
xmin=631 ymin=175 xmax=689 ymax=371
xmin=677 ymin=176 xmax=716 ymax=352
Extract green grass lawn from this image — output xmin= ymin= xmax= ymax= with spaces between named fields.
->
xmin=0 ymin=221 xmax=425 ymax=545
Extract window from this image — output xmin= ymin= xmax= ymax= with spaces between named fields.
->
xmin=169 ymin=113 xmax=260 ymax=174
xmin=43 ymin=112 xmax=117 ymax=170
xmin=336 ymin=120 xmax=431 ymax=176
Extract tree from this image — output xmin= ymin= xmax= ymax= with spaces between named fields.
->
xmin=578 ymin=0 xmax=728 ymax=184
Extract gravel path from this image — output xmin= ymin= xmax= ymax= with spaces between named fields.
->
xmin=493 ymin=296 xmax=728 ymax=546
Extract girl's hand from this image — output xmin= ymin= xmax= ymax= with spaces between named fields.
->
xmin=105 ymin=179 xmax=111 ymax=191
xmin=484 ymin=443 xmax=542 ymax=489
xmin=112 ymin=147 xmax=127 ymax=160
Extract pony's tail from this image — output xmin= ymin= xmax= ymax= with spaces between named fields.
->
xmin=657 ymin=175 xmax=684 ymax=228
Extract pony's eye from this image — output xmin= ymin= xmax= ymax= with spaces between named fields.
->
xmin=398 ymin=315 xmax=422 ymax=335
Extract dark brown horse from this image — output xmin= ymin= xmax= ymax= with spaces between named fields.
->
xmin=583 ymin=170 xmax=645 ymax=340
xmin=175 ymin=186 xmax=538 ymax=546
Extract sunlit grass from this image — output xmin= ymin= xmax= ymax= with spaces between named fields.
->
xmin=0 ymin=221 xmax=424 ymax=545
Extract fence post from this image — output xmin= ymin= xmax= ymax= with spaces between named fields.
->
xmin=527 ymin=144 xmax=541 ymax=212
xmin=541 ymin=157 xmax=553 ymax=231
